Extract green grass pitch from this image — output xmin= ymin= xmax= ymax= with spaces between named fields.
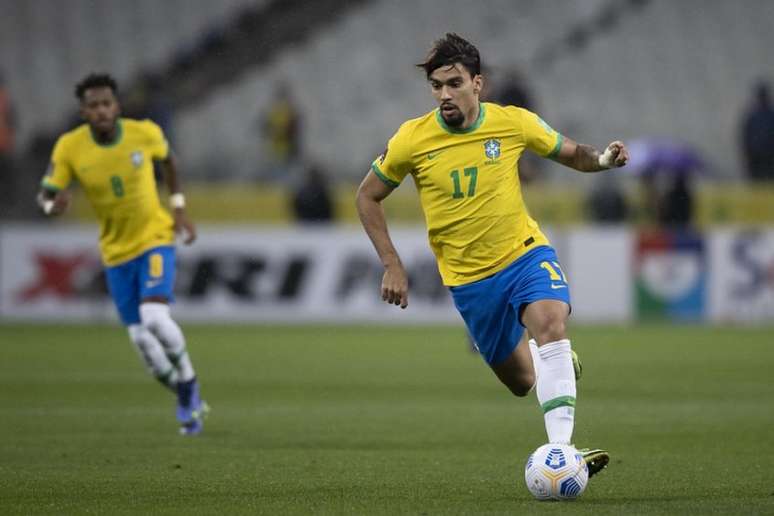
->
xmin=1 ymin=323 xmax=773 ymax=514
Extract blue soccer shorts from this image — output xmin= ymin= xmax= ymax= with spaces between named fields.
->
xmin=449 ymin=245 xmax=571 ymax=366
xmin=104 ymin=245 xmax=177 ymax=325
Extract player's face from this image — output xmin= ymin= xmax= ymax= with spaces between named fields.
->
xmin=80 ymin=87 xmax=120 ymax=134
xmin=429 ymin=63 xmax=482 ymax=128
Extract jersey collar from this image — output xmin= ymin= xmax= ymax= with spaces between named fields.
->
xmin=90 ymin=119 xmax=124 ymax=148
xmin=435 ymin=102 xmax=486 ymax=134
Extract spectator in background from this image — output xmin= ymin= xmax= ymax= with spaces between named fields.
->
xmin=492 ymin=68 xmax=534 ymax=110
xmin=0 ymin=71 xmax=17 ymax=212
xmin=260 ymin=82 xmax=302 ymax=183
xmin=658 ymin=173 xmax=693 ymax=228
xmin=123 ymin=73 xmax=176 ymax=145
xmin=639 ymin=166 xmax=695 ymax=229
xmin=586 ymin=178 xmax=629 ymax=223
xmin=627 ymin=139 xmax=703 ymax=229
xmin=740 ymin=80 xmax=774 ymax=181
xmin=291 ymin=163 xmax=334 ymax=224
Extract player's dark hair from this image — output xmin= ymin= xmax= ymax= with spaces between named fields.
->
xmin=75 ymin=73 xmax=118 ymax=100
xmin=417 ymin=33 xmax=481 ymax=78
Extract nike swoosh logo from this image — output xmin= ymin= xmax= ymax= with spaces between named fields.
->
xmin=550 ymin=284 xmax=567 ymax=289
xmin=427 ymin=152 xmax=442 ymax=160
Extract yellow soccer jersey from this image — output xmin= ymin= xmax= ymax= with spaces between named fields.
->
xmin=371 ymin=102 xmax=563 ymax=286
xmin=42 ymin=118 xmax=175 ymax=266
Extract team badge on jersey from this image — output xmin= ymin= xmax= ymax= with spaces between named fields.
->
xmin=484 ymin=139 xmax=501 ymax=162
xmin=130 ymin=150 xmax=144 ymax=168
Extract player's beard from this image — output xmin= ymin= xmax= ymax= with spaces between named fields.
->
xmin=441 ymin=105 xmax=465 ymax=127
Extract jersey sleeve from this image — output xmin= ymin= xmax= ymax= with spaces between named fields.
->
xmin=370 ymin=122 xmax=414 ymax=187
xmin=518 ymin=108 xmax=564 ymax=158
xmin=41 ymin=136 xmax=74 ymax=191
xmin=143 ymin=119 xmax=170 ymax=160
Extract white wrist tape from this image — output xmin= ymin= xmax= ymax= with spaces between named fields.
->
xmin=598 ymin=147 xmax=615 ymax=169
xmin=42 ymin=200 xmax=55 ymax=215
xmin=169 ymin=193 xmax=186 ymax=209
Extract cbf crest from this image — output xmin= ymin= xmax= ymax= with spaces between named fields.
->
xmin=130 ymin=150 xmax=144 ymax=168
xmin=484 ymin=139 xmax=501 ymax=162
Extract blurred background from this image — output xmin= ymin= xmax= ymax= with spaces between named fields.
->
xmin=1 ymin=0 xmax=773 ymax=325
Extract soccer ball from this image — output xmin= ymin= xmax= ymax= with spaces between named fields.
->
xmin=524 ymin=443 xmax=589 ymax=500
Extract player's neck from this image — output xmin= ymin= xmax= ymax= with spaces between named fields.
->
xmin=461 ymin=102 xmax=481 ymax=130
xmin=90 ymin=121 xmax=121 ymax=146
xmin=92 ymin=128 xmax=118 ymax=144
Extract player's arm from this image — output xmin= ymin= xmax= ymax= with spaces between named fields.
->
xmin=551 ymin=138 xmax=629 ymax=172
xmin=36 ymin=151 xmax=72 ymax=216
xmin=355 ymin=171 xmax=409 ymax=309
xmin=156 ymin=151 xmax=196 ymax=245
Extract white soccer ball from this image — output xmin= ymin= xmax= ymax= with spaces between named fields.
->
xmin=524 ymin=443 xmax=589 ymax=500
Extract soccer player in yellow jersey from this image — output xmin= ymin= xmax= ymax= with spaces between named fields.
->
xmin=36 ymin=74 xmax=208 ymax=435
xmin=356 ymin=34 xmax=628 ymax=476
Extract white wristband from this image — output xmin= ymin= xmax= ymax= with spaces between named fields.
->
xmin=598 ymin=147 xmax=615 ymax=169
xmin=169 ymin=193 xmax=186 ymax=209
xmin=42 ymin=199 xmax=55 ymax=215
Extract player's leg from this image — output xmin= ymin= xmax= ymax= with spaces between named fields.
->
xmin=495 ymin=330 xmax=579 ymax=390
xmin=139 ymin=301 xmax=195 ymax=383
xmin=528 ymin=336 xmax=580 ymax=381
xmin=521 ymin=299 xmax=575 ymax=445
xmin=127 ymin=324 xmax=179 ymax=391
xmin=451 ymin=262 xmax=538 ymax=396
xmin=523 ymin=299 xmax=608 ymax=475
xmin=510 ymin=246 xmax=578 ymax=446
xmin=490 ymin=331 xmax=535 ymax=397
xmin=138 ymin=246 xmax=207 ymax=434
xmin=105 ymin=259 xmax=178 ymax=391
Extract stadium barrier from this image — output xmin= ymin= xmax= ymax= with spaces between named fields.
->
xmin=0 ymin=224 xmax=772 ymax=324
xmin=59 ymin=182 xmax=774 ymax=226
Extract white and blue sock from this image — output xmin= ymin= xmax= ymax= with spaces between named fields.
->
xmin=139 ymin=302 xmax=195 ymax=383
xmin=535 ymin=339 xmax=576 ymax=444
xmin=127 ymin=324 xmax=178 ymax=391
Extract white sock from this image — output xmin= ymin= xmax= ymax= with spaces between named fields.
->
xmin=528 ymin=338 xmax=541 ymax=378
xmin=139 ymin=302 xmax=196 ymax=382
xmin=536 ymin=339 xmax=576 ymax=444
xmin=127 ymin=324 xmax=178 ymax=390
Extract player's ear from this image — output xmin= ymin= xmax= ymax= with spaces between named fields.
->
xmin=473 ymin=74 xmax=483 ymax=96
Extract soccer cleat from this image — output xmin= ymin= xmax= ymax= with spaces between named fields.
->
xmin=578 ymin=448 xmax=609 ymax=478
xmin=176 ymin=378 xmax=209 ymax=436
xmin=179 ymin=417 xmax=203 ymax=436
xmin=572 ymin=350 xmax=582 ymax=381
xmin=178 ymin=401 xmax=210 ymax=436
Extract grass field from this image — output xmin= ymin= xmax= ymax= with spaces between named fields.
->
xmin=1 ymin=324 xmax=773 ymax=515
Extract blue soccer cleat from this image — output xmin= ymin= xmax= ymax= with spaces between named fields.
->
xmin=176 ymin=378 xmax=209 ymax=435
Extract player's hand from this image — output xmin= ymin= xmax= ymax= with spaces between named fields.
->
xmin=599 ymin=141 xmax=629 ymax=168
xmin=173 ymin=209 xmax=197 ymax=245
xmin=382 ymin=263 xmax=409 ymax=309
xmin=38 ymin=190 xmax=71 ymax=216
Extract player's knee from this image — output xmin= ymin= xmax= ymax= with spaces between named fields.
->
xmin=503 ymin=371 xmax=535 ymax=397
xmin=127 ymin=323 xmax=150 ymax=345
xmin=508 ymin=377 xmax=535 ymax=397
xmin=139 ymin=302 xmax=171 ymax=331
xmin=533 ymin=317 xmax=567 ymax=345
